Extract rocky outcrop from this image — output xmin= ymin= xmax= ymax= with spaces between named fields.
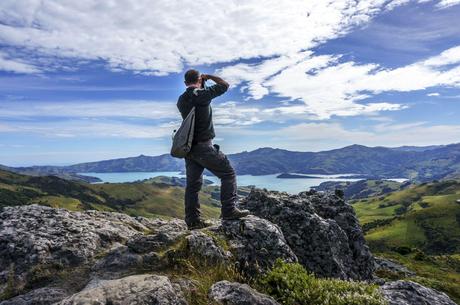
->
xmin=55 ymin=274 xmax=187 ymax=305
xmin=209 ymin=281 xmax=280 ymax=305
xmin=380 ymin=280 xmax=457 ymax=305
xmin=0 ymin=204 xmax=294 ymax=304
xmin=240 ymin=189 xmax=374 ymax=280
xmin=0 ymin=193 xmax=456 ymax=305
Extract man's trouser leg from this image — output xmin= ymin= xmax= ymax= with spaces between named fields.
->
xmin=188 ymin=141 xmax=237 ymax=216
xmin=184 ymin=157 xmax=204 ymax=226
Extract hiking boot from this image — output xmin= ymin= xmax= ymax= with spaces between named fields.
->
xmin=187 ymin=219 xmax=212 ymax=230
xmin=221 ymin=208 xmax=251 ymax=220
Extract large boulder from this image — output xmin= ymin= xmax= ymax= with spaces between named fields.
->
xmin=55 ymin=274 xmax=187 ymax=305
xmin=185 ymin=231 xmax=232 ymax=264
xmin=209 ymin=215 xmax=297 ymax=275
xmin=306 ymin=189 xmax=375 ymax=279
xmin=209 ymin=281 xmax=280 ymax=305
xmin=380 ymin=280 xmax=457 ymax=305
xmin=240 ymin=189 xmax=374 ymax=280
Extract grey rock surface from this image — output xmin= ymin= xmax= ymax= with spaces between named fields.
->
xmin=211 ymin=215 xmax=297 ymax=275
xmin=127 ymin=218 xmax=187 ymax=253
xmin=92 ymin=244 xmax=163 ymax=278
xmin=1 ymin=205 xmax=154 ymax=270
xmin=55 ymin=274 xmax=188 ymax=305
xmin=240 ymin=189 xmax=374 ymax=280
xmin=209 ymin=280 xmax=280 ymax=305
xmin=374 ymin=257 xmax=416 ymax=277
xmin=0 ymin=287 xmax=67 ymax=305
xmin=380 ymin=280 xmax=457 ymax=305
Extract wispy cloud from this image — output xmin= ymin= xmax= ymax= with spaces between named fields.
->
xmin=0 ymin=51 xmax=40 ymax=74
xmin=0 ymin=100 xmax=178 ymax=119
xmin=218 ymin=44 xmax=460 ymax=119
xmin=0 ymin=119 xmax=175 ymax=139
xmin=216 ymin=121 xmax=460 ymax=152
xmin=436 ymin=0 xmax=460 ymax=8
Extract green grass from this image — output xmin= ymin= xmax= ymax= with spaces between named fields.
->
xmin=31 ymin=196 xmax=84 ymax=211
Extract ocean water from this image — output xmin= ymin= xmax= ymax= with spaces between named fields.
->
xmin=79 ymin=171 xmax=406 ymax=194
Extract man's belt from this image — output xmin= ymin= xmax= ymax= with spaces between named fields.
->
xmin=192 ymin=139 xmax=212 ymax=145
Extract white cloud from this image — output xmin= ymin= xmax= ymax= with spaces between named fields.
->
xmin=1 ymin=0 xmax=456 ymax=75
xmin=0 ymin=51 xmax=39 ymax=73
xmin=427 ymin=92 xmax=440 ymax=96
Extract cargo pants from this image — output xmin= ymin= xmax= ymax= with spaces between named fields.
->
xmin=184 ymin=139 xmax=237 ymax=225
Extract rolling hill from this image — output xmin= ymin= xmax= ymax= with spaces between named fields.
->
xmin=351 ymin=180 xmax=460 ymax=302
xmin=0 ymin=169 xmax=220 ymax=219
xmin=3 ymin=143 xmax=460 ymax=182
xmin=352 ymin=180 xmax=460 ymax=254
xmin=313 ymin=179 xmax=408 ymax=200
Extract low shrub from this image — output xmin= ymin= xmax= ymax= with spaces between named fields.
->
xmin=257 ymin=259 xmax=387 ymax=305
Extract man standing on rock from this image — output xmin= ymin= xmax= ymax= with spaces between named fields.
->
xmin=177 ymin=69 xmax=250 ymax=230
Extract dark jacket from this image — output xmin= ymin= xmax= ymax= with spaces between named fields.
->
xmin=177 ymin=83 xmax=228 ymax=143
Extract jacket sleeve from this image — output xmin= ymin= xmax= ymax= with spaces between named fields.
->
xmin=193 ymin=83 xmax=228 ymax=106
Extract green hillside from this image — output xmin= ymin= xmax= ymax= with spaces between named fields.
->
xmin=352 ymin=180 xmax=460 ymax=302
xmin=353 ymin=180 xmax=460 ymax=254
xmin=313 ymin=179 xmax=405 ymax=201
xmin=0 ymin=169 xmax=220 ymax=219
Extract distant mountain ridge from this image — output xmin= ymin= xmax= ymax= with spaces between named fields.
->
xmin=3 ymin=143 xmax=460 ymax=182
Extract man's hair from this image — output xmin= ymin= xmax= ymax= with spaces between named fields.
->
xmin=184 ymin=69 xmax=200 ymax=85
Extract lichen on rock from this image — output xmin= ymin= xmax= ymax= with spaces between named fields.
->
xmin=380 ymin=280 xmax=457 ymax=305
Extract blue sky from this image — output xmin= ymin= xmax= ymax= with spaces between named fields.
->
xmin=0 ymin=0 xmax=460 ymax=166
